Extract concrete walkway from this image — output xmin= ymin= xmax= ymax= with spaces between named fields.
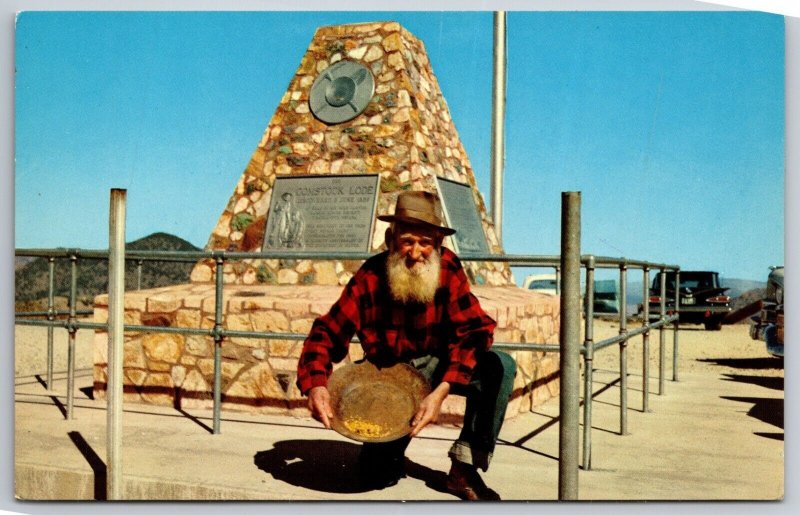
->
xmin=13 ymin=358 xmax=783 ymax=502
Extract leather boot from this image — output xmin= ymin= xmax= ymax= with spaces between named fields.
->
xmin=445 ymin=460 xmax=501 ymax=501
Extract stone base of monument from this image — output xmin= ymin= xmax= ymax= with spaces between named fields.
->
xmin=92 ymin=284 xmax=561 ymax=424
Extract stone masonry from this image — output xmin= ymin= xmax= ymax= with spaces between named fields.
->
xmin=92 ymin=21 xmax=563 ymax=423
xmin=93 ymin=284 xmax=560 ymax=422
xmin=189 ymin=21 xmax=514 ymax=288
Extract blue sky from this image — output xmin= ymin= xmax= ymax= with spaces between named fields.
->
xmin=14 ymin=10 xmax=785 ymax=282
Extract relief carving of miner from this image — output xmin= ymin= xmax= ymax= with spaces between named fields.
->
xmin=296 ymin=190 xmax=517 ymax=500
xmin=268 ymin=192 xmax=305 ymax=249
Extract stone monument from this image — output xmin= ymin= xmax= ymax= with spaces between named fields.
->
xmin=93 ymin=22 xmax=561 ymax=422
xmin=189 ymin=21 xmax=514 ymax=288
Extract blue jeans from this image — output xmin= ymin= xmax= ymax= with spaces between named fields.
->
xmin=362 ymin=350 xmax=517 ymax=472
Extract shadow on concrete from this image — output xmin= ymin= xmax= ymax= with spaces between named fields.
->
xmin=33 ymin=374 xmax=49 ymax=390
xmin=754 ymin=432 xmax=784 ymax=441
xmin=253 ymin=439 xmax=459 ymax=496
xmin=253 ymin=440 xmax=368 ymax=494
xmin=67 ymin=431 xmax=106 ymax=500
xmin=404 ymin=459 xmax=451 ymax=496
xmin=501 ymin=375 xmax=623 ymax=461
xmin=721 ymin=373 xmax=783 ymax=392
xmin=33 ymin=374 xmax=67 ymax=418
xmin=176 ymin=408 xmax=214 ymax=434
xmin=697 ymin=357 xmax=783 ymax=371
xmin=721 ymin=396 xmax=783 ymax=438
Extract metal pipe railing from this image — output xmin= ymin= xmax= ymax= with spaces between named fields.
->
xmin=558 ymin=191 xmax=581 ymax=500
xmin=642 ymin=267 xmax=651 ymax=413
xmin=15 ymin=217 xmax=681 ymax=499
xmin=581 ymin=256 xmax=596 ymax=471
xmin=490 ymin=10 xmax=507 ymax=244
xmin=659 ymin=268 xmax=668 ymax=395
xmin=107 ymin=188 xmax=126 ymax=500
xmin=15 ymin=247 xmax=679 ymax=268
xmin=673 ymin=270 xmax=681 ymax=382
xmin=66 ymin=253 xmax=78 ymax=419
xmin=212 ymin=256 xmax=225 ymax=434
xmin=17 ymin=310 xmax=94 ymax=318
xmin=618 ymin=263 xmax=628 ymax=436
xmin=136 ymin=259 xmax=143 ymax=291
xmin=13 ymin=256 xmax=679 ymax=359
xmin=14 ymin=251 xmax=679 ymax=414
xmin=46 ymin=257 xmax=55 ymax=391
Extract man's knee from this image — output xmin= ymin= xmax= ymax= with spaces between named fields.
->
xmin=486 ymin=350 xmax=516 ymax=380
xmin=476 ymin=350 xmax=516 ymax=392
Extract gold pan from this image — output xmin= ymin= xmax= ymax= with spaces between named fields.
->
xmin=328 ymin=361 xmax=431 ymax=443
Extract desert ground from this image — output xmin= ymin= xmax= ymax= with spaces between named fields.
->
xmin=588 ymin=317 xmax=783 ymax=379
xmin=14 ymin=322 xmax=95 ymax=379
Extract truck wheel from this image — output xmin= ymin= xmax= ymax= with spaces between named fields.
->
xmin=704 ymin=320 xmax=722 ymax=331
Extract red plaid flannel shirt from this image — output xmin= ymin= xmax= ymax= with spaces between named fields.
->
xmin=296 ymin=247 xmax=496 ymax=395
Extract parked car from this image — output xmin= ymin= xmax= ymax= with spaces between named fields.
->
xmin=647 ymin=270 xmax=732 ymax=330
xmin=523 ymin=274 xmax=558 ymax=295
xmin=750 ymin=266 xmax=784 ymax=358
xmin=592 ymin=279 xmax=620 ymax=314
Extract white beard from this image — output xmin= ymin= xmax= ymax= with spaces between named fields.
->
xmin=386 ymin=249 xmax=441 ymax=304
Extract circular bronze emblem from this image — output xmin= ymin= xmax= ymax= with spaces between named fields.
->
xmin=309 ymin=60 xmax=375 ymax=124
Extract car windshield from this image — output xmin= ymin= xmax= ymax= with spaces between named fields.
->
xmin=530 ymin=280 xmax=557 ymax=290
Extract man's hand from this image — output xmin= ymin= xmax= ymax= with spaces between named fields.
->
xmin=308 ymin=386 xmax=334 ymax=429
xmin=410 ymin=382 xmax=450 ymax=437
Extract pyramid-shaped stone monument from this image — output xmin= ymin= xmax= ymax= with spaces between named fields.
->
xmin=189 ymin=21 xmax=514 ymax=288
xmin=93 ymin=22 xmax=560 ymax=420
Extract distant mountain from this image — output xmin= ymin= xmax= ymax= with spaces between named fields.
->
xmin=720 ymin=278 xmax=766 ymax=299
xmin=15 ymin=232 xmax=200 ymax=304
xmin=731 ymin=288 xmax=765 ymax=313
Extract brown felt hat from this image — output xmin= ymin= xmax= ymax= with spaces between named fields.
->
xmin=377 ymin=190 xmax=456 ymax=235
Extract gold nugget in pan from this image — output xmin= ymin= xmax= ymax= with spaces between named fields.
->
xmin=328 ymin=361 xmax=430 ymax=442
xmin=343 ymin=417 xmax=391 ymax=439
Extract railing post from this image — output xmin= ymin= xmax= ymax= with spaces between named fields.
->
xmin=672 ymin=269 xmax=680 ymax=382
xmin=641 ymin=266 xmax=651 ymax=412
xmin=136 ymin=259 xmax=144 ymax=291
xmin=46 ymin=256 xmax=56 ymax=391
xmin=213 ymin=254 xmax=225 ymax=435
xmin=559 ymin=192 xmax=581 ymax=500
xmin=555 ymin=266 xmax=561 ymax=295
xmin=490 ymin=10 xmax=506 ymax=245
xmin=107 ymin=188 xmax=127 ymax=500
xmin=658 ymin=268 xmax=667 ymax=395
xmin=581 ymin=256 xmax=595 ymax=471
xmin=66 ymin=252 xmax=78 ymax=419
xmin=618 ymin=262 xmax=628 ymax=435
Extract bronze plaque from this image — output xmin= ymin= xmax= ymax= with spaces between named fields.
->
xmin=309 ymin=60 xmax=375 ymax=125
xmin=435 ymin=177 xmax=490 ymax=254
xmin=262 ymin=174 xmax=380 ymax=253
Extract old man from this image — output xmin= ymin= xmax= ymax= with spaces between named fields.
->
xmin=296 ymin=190 xmax=516 ymax=501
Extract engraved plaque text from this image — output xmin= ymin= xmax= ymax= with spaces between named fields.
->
xmin=262 ymin=175 xmax=380 ymax=253
xmin=435 ymin=177 xmax=490 ymax=254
